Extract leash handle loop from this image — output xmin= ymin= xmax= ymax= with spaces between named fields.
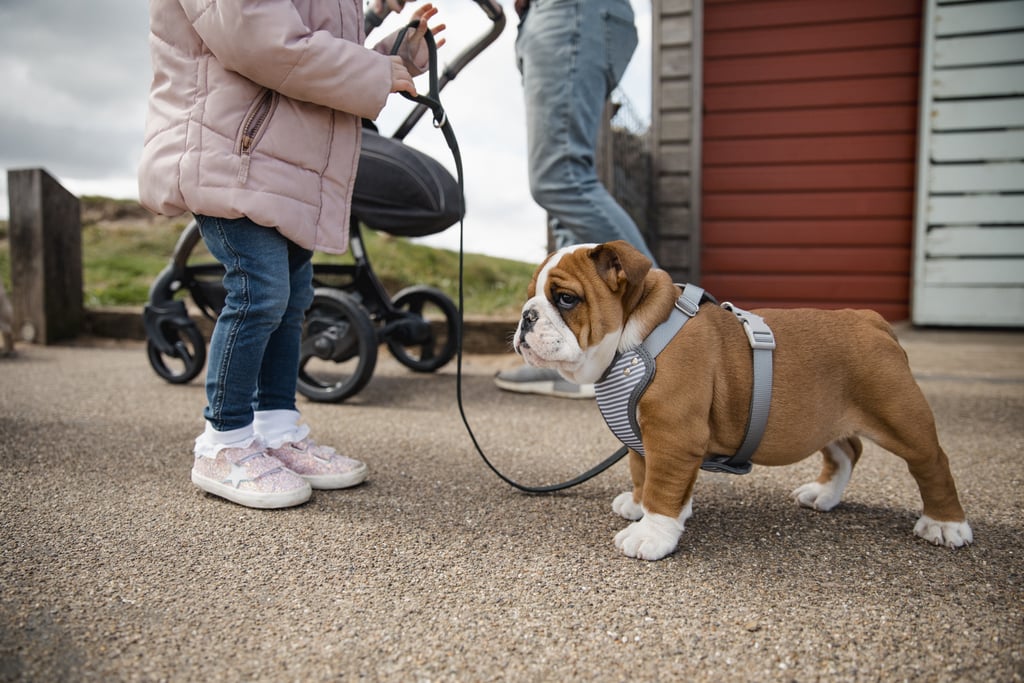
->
xmin=387 ymin=18 xmax=627 ymax=493
xmin=389 ymin=20 xmax=445 ymax=127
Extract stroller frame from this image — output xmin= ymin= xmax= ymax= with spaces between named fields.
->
xmin=143 ymin=0 xmax=505 ymax=403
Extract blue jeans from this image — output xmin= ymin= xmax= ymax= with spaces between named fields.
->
xmin=515 ymin=0 xmax=655 ymax=262
xmin=195 ymin=215 xmax=314 ymax=432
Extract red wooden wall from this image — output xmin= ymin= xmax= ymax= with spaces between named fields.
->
xmin=700 ymin=0 xmax=923 ymax=320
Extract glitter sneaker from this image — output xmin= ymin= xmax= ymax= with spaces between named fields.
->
xmin=191 ymin=442 xmax=312 ymax=509
xmin=266 ymin=439 xmax=368 ymax=490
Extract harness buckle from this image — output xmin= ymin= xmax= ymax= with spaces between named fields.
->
xmin=722 ymin=303 xmax=776 ymax=351
xmin=675 ymin=284 xmax=705 ymax=317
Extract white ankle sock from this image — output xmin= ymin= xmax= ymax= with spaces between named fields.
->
xmin=254 ymin=409 xmax=310 ymax=449
xmin=194 ymin=422 xmax=257 ymax=458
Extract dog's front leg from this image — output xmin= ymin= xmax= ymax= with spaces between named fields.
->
xmin=614 ymin=454 xmax=700 ymax=561
xmin=612 ymin=449 xmax=645 ymax=521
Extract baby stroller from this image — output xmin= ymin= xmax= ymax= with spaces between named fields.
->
xmin=143 ymin=0 xmax=505 ymax=403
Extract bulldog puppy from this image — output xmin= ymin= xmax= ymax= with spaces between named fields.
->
xmin=513 ymin=240 xmax=972 ymax=561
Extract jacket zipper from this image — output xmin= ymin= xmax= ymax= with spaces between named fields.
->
xmin=237 ymin=89 xmax=275 ymax=184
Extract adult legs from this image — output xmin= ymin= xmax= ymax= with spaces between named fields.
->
xmin=516 ymin=0 xmax=654 ymax=261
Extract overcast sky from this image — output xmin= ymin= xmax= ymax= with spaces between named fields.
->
xmin=0 ymin=0 xmax=651 ymax=264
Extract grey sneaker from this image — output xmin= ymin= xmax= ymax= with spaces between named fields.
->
xmin=493 ymin=365 xmax=595 ymax=399
xmin=191 ymin=442 xmax=312 ymax=509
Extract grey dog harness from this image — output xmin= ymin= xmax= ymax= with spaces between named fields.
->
xmin=593 ymin=284 xmax=777 ymax=475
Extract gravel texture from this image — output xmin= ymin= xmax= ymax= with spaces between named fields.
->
xmin=1 ymin=324 xmax=1022 ymax=682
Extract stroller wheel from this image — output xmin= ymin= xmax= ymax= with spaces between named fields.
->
xmin=385 ymin=285 xmax=459 ymax=373
xmin=146 ymin=322 xmax=207 ymax=384
xmin=297 ymin=288 xmax=378 ymax=403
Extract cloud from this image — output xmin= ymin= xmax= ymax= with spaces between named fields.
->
xmin=0 ymin=0 xmax=150 ymax=217
xmin=0 ymin=0 xmax=150 ymax=124
xmin=0 ymin=0 xmax=650 ymax=265
xmin=0 ymin=110 xmax=140 ymax=179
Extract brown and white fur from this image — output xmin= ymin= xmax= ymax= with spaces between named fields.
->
xmin=513 ymin=240 xmax=972 ymax=561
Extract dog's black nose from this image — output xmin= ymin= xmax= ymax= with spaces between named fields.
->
xmin=521 ymin=308 xmax=538 ymax=334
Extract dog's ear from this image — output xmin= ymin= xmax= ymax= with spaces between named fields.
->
xmin=589 ymin=241 xmax=652 ymax=307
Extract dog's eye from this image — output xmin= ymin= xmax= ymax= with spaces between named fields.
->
xmin=555 ymin=292 xmax=580 ymax=310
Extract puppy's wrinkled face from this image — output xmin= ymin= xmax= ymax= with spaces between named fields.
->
xmin=512 ymin=241 xmax=652 ymax=385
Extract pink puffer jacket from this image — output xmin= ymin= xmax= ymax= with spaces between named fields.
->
xmin=138 ymin=0 xmax=425 ymax=253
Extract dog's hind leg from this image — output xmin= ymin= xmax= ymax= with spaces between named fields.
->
xmin=862 ymin=381 xmax=972 ymax=548
xmin=874 ymin=430 xmax=971 ymax=548
xmin=791 ymin=437 xmax=862 ymax=511
xmin=895 ymin=442 xmax=972 ymax=548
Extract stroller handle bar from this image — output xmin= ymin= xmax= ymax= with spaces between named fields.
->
xmin=365 ymin=0 xmax=507 ymax=140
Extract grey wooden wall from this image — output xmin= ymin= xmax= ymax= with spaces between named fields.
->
xmin=651 ymin=0 xmax=700 ymax=281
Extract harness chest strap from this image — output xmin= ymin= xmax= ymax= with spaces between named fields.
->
xmin=706 ymin=302 xmax=776 ymax=474
xmin=593 ymin=284 xmax=776 ymax=475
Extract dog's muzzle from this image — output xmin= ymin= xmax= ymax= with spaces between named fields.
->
xmin=516 ymin=307 xmax=539 ymax=351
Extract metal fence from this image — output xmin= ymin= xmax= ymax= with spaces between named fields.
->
xmin=607 ymin=90 xmax=655 ymax=252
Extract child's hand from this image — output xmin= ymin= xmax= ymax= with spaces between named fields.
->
xmin=386 ymin=2 xmax=446 ymax=96
xmin=389 ymin=55 xmax=416 ymax=95
xmin=402 ymin=3 xmax=446 ymax=64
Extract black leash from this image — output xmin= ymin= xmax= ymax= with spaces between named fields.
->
xmin=389 ymin=22 xmax=628 ymax=493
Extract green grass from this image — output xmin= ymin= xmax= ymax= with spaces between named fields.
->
xmin=80 ymin=218 xmax=196 ymax=307
xmin=0 ymin=197 xmax=535 ymax=317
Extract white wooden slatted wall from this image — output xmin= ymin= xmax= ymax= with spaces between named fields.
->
xmin=913 ymin=0 xmax=1024 ymax=326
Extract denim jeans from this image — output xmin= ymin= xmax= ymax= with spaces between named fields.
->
xmin=515 ymin=0 xmax=655 ymax=262
xmin=195 ymin=215 xmax=314 ymax=433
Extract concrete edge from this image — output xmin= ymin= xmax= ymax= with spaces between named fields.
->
xmin=82 ymin=306 xmax=517 ymax=355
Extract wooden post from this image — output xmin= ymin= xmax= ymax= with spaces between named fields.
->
xmin=7 ymin=168 xmax=83 ymax=344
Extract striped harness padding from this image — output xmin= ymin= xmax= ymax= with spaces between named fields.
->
xmin=593 ymin=284 xmax=776 ymax=475
xmin=594 ymin=344 xmax=655 ymax=455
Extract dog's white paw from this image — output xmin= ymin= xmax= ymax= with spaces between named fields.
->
xmin=914 ymin=515 xmax=973 ymax=548
xmin=611 ymin=492 xmax=643 ymax=520
xmin=614 ymin=510 xmax=687 ymax=561
xmin=613 ymin=499 xmax=693 ymax=560
xmin=792 ymin=482 xmax=842 ymax=511
xmin=792 ymin=443 xmax=854 ymax=511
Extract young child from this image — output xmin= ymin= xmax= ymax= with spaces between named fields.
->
xmin=138 ymin=0 xmax=445 ymax=509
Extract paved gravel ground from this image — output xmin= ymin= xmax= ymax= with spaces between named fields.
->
xmin=1 ymin=324 xmax=1022 ymax=682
